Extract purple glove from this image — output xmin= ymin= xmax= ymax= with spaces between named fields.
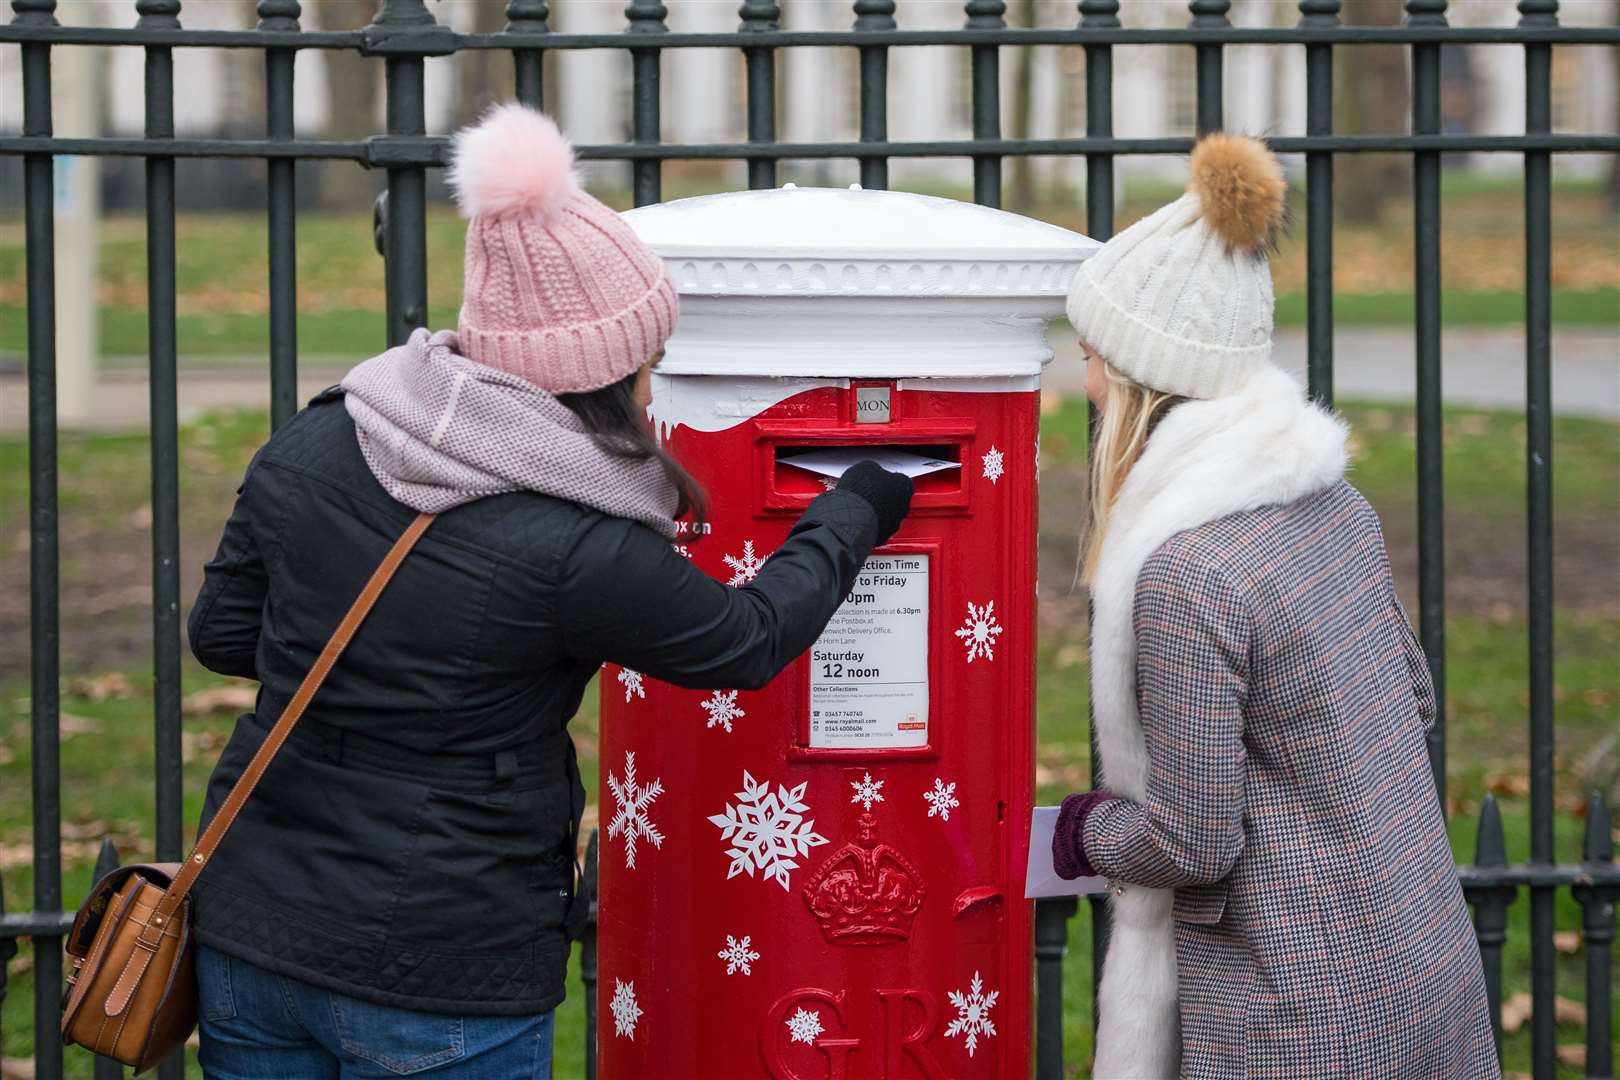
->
xmin=1052 ymin=790 xmax=1119 ymax=880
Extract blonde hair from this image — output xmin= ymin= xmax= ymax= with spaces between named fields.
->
xmin=1079 ymin=362 xmax=1187 ymax=587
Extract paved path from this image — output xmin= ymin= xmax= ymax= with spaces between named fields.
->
xmin=1 ymin=328 xmax=1614 ymax=434
xmin=1044 ymin=327 xmax=1618 ymax=419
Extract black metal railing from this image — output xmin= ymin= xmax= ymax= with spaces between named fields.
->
xmin=2 ymin=1 xmax=1617 ymax=1078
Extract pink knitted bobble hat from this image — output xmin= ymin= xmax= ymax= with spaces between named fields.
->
xmin=447 ymin=104 xmax=678 ymax=393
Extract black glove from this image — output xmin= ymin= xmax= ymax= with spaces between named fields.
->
xmin=836 ymin=461 xmax=914 ymax=545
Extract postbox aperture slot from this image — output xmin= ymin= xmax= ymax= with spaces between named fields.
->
xmin=755 ymin=418 xmax=976 ymax=514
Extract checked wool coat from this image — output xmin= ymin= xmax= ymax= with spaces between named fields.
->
xmin=1075 ymin=366 xmax=1497 ymax=1079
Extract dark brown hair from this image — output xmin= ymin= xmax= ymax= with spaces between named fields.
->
xmin=556 ymin=373 xmax=709 ymax=528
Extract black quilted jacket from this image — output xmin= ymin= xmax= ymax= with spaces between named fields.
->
xmin=185 ymin=390 xmax=881 ymax=1015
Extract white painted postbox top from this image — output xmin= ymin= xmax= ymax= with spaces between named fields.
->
xmin=624 ymin=187 xmax=1099 ymax=380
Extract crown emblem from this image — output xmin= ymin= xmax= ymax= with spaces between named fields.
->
xmin=801 ymin=812 xmax=925 ymax=946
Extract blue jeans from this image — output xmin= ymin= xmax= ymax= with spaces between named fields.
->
xmin=196 ymin=944 xmax=554 ymax=1079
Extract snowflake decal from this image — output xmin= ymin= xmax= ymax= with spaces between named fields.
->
xmin=701 ymin=689 xmax=746 ymax=733
xmin=617 ymin=667 xmax=646 ymax=702
xmin=849 ymin=772 xmax=885 ymax=812
xmin=819 ymin=476 xmax=839 ymax=492
xmin=708 ymin=770 xmax=829 ymax=890
xmin=717 ymin=934 xmax=761 ymax=976
xmin=723 ymin=540 xmax=768 ymax=587
xmin=981 ymin=445 xmax=1005 ymax=485
xmin=610 ymin=979 xmax=643 ymax=1040
xmin=953 ymin=600 xmax=1005 ymax=663
xmin=606 ymin=751 xmax=665 ymax=869
xmin=944 ymin=971 xmax=999 ymax=1058
xmin=785 ymin=1006 xmax=824 ymax=1045
xmin=924 ymin=777 xmax=961 ymax=822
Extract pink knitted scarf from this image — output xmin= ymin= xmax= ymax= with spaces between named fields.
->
xmin=342 ymin=329 xmax=679 ymax=538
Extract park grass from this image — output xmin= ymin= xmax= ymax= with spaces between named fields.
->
xmin=1 ymin=173 xmax=1616 ymax=363
xmin=3 ymin=396 xmax=1617 ymax=1076
xmin=4 ymin=285 xmax=1616 ymax=364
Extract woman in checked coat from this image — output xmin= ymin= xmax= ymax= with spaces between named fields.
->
xmin=1052 ymin=134 xmax=1498 ymax=1079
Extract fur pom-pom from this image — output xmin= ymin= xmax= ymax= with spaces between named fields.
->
xmin=1188 ymin=133 xmax=1288 ymax=255
xmin=448 ymin=103 xmax=578 ymax=222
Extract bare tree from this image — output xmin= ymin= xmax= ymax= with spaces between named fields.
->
xmin=456 ymin=0 xmax=516 ymax=127
xmin=222 ymin=1 xmax=266 ymax=136
xmin=314 ymin=0 xmax=384 ymax=210
xmin=1335 ymin=0 xmax=1411 ymax=224
xmin=1007 ymin=0 xmax=1039 ymax=212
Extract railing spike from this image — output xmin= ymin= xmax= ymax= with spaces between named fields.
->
xmin=92 ymin=836 xmax=122 ymax=882
xmin=134 ymin=0 xmax=180 ymax=29
xmin=370 ymin=0 xmax=436 ymax=28
xmin=1581 ymin=789 xmax=1612 ymax=863
xmin=1474 ymin=792 xmax=1508 ymax=866
xmin=625 ymin=0 xmax=668 ymax=32
xmin=505 ymin=0 xmax=549 ymax=33
xmin=1298 ymin=0 xmax=1341 ymax=22
xmin=1078 ymin=0 xmax=1120 ymax=27
xmin=10 ymin=0 xmax=58 ymax=26
xmin=1573 ymin=791 xmax=1615 ymax=1079
xmin=256 ymin=0 xmax=300 ymax=32
xmin=1516 ymin=0 xmax=1558 ymax=25
xmin=738 ymin=0 xmax=780 ymax=32
xmin=1467 ymin=794 xmax=1515 ymax=1061
xmin=1404 ymin=0 xmax=1448 ymax=26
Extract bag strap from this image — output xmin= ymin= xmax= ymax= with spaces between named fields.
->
xmin=143 ymin=512 xmax=436 ymax=939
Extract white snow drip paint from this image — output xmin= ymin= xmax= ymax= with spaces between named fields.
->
xmin=646 ymin=372 xmax=1040 ymax=447
xmin=647 ymin=373 xmax=849 ymax=445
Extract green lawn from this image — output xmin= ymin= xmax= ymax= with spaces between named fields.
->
xmin=2 ymin=173 xmax=1616 ymax=364
xmin=5 ymin=284 xmax=1615 ymax=365
xmin=3 ymin=395 xmax=1616 ymax=1076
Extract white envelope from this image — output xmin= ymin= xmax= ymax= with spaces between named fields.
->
xmin=1025 ymin=806 xmax=1107 ymax=899
xmin=779 ymin=447 xmax=962 ymax=480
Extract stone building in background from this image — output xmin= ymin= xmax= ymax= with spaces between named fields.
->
xmin=0 ymin=0 xmax=1615 ymax=212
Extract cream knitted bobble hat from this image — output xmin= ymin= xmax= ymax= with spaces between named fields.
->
xmin=1065 ymin=133 xmax=1289 ymax=401
xmin=447 ymin=104 xmax=678 ymax=393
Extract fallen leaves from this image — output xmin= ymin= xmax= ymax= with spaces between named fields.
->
xmin=1485 ymin=772 xmax=1531 ymax=798
xmin=68 ymin=672 xmax=138 ymax=702
xmin=2 ymin=1057 xmax=36 ymax=1080
xmin=58 ymin=713 xmax=102 ymax=738
xmin=181 ymin=728 xmax=230 ymax=764
xmin=1553 ymin=930 xmax=1582 ymax=954
xmin=1054 ymin=643 xmax=1087 ymax=670
xmin=1555 ymin=997 xmax=1588 ymax=1026
xmin=1501 ymin=992 xmax=1533 ymax=1034
xmin=1499 ymin=991 xmax=1590 ymax=1035
xmin=0 ymin=820 xmax=148 ymax=871
xmin=1557 ymin=1045 xmax=1586 ymax=1069
xmin=182 ymin=684 xmax=257 ymax=716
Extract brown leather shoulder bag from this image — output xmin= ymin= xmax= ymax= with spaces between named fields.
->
xmin=61 ymin=512 xmax=435 ymax=1071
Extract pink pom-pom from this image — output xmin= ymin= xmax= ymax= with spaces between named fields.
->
xmin=448 ymin=103 xmax=579 ymax=222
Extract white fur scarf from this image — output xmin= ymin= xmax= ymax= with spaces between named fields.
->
xmin=1087 ymin=365 xmax=1348 ymax=1079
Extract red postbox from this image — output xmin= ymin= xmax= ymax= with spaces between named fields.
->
xmin=599 ymin=186 xmax=1095 ymax=1079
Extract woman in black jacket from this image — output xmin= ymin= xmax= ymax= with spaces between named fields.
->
xmin=185 ymin=104 xmax=912 ymax=1078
